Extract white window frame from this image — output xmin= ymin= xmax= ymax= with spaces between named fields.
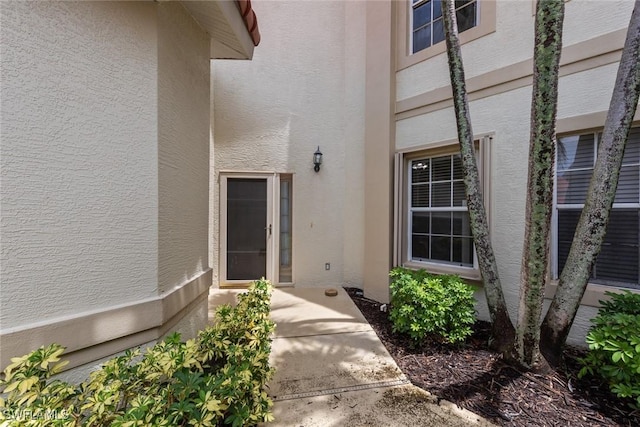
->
xmin=408 ymin=154 xmax=474 ymax=266
xmin=394 ymin=136 xmax=492 ymax=281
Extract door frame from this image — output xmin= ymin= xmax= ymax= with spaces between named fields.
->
xmin=219 ymin=172 xmax=277 ymax=287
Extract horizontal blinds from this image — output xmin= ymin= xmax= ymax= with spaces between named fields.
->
xmin=557 ymin=210 xmax=639 ymax=285
xmin=410 ymin=153 xmax=472 ymax=266
xmin=596 ymin=209 xmax=639 ymax=284
xmin=557 ymin=128 xmax=640 ymax=288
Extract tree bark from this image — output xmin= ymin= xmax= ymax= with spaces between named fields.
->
xmin=513 ymin=0 xmax=565 ymax=370
xmin=540 ymin=0 xmax=640 ymax=366
xmin=442 ymin=0 xmax=515 ymax=352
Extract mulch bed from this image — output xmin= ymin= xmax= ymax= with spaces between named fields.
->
xmin=344 ymin=287 xmax=639 ymax=427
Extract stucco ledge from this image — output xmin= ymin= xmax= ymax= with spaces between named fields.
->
xmin=0 ymin=269 xmax=213 ymax=372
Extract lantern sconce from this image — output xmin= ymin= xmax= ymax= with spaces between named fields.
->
xmin=313 ymin=146 xmax=323 ymax=172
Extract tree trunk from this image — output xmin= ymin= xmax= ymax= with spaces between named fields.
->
xmin=513 ymin=0 xmax=565 ymax=371
xmin=540 ymin=0 xmax=640 ymax=366
xmin=442 ymin=0 xmax=515 ymax=353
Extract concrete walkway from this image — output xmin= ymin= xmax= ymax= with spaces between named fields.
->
xmin=209 ymin=286 xmax=495 ymax=427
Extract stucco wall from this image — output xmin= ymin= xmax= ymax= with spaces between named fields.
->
xmin=396 ymin=0 xmax=635 ymax=102
xmin=1 ymin=1 xmax=214 ymax=372
xmin=342 ymin=0 xmax=367 ymax=288
xmin=397 ymin=79 xmax=613 ymax=346
xmin=393 ymin=2 xmax=635 ymax=345
xmin=212 ymin=0 xmax=366 ymax=287
xmin=0 ymin=1 xmax=159 ymax=328
xmin=158 ymin=2 xmax=210 ymax=294
xmin=363 ymin=0 xmax=395 ymax=304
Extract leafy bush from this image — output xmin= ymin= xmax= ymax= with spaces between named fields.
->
xmin=579 ymin=290 xmax=640 ymax=409
xmin=0 ymin=279 xmax=275 ymax=426
xmin=389 ymin=267 xmax=476 ymax=344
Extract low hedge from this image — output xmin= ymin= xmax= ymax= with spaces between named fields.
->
xmin=579 ymin=290 xmax=640 ymax=409
xmin=0 ymin=279 xmax=275 ymax=426
xmin=389 ymin=267 xmax=477 ymax=344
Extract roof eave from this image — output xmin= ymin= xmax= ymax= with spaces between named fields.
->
xmin=180 ymin=0 xmax=258 ymax=60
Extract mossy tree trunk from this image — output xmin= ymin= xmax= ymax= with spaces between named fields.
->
xmin=443 ymin=0 xmax=640 ymax=369
xmin=514 ymin=0 xmax=565 ymax=371
xmin=540 ymin=1 xmax=640 ymax=366
xmin=442 ymin=0 xmax=515 ymax=353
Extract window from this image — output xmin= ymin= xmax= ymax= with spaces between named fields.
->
xmin=279 ymin=174 xmax=293 ymax=283
xmin=411 ymin=0 xmax=479 ymax=54
xmin=395 ymin=138 xmax=490 ymax=280
xmin=409 ymin=153 xmax=474 ymax=266
xmin=397 ymin=0 xmax=495 ymax=70
xmin=554 ymin=128 xmax=640 ymax=289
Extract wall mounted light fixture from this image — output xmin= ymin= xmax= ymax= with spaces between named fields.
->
xmin=313 ymin=146 xmax=323 ymax=172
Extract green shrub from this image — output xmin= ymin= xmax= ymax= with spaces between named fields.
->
xmin=389 ymin=267 xmax=476 ymax=344
xmin=0 ymin=279 xmax=275 ymax=427
xmin=579 ymin=290 xmax=640 ymax=409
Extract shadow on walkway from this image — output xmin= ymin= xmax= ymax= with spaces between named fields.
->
xmin=208 ymin=286 xmax=495 ymax=427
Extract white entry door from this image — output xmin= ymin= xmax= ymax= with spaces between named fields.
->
xmin=220 ymin=172 xmax=294 ymax=287
xmin=220 ymin=174 xmax=274 ymax=285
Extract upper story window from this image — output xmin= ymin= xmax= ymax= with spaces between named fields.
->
xmin=397 ymin=0 xmax=494 ymax=70
xmin=411 ymin=0 xmax=479 ymax=54
xmin=554 ymin=128 xmax=640 ymax=289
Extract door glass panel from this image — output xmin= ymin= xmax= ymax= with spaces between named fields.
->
xmin=279 ymin=175 xmax=293 ymax=282
xmin=227 ymin=178 xmax=267 ymax=280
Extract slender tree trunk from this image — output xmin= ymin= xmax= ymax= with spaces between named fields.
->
xmin=442 ymin=0 xmax=515 ymax=352
xmin=540 ymin=0 xmax=640 ymax=366
xmin=513 ymin=0 xmax=565 ymax=370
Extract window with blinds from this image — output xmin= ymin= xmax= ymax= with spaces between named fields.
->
xmin=555 ymin=128 xmax=640 ymax=289
xmin=409 ymin=153 xmax=473 ymax=266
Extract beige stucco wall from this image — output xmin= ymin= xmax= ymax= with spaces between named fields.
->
xmin=395 ymin=0 xmax=635 ymax=102
xmin=1 ymin=0 xmax=212 ymax=369
xmin=158 ymin=2 xmax=210 ymax=294
xmin=393 ymin=1 xmax=636 ymax=346
xmin=0 ymin=1 xmax=159 ymax=328
xmin=211 ymin=0 xmax=366 ymax=288
xmin=363 ymin=0 xmax=395 ymax=304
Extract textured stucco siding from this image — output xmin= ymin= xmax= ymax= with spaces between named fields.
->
xmin=397 ymin=1 xmax=531 ymax=102
xmin=342 ymin=0 xmax=366 ymax=287
xmin=0 ymin=1 xmax=159 ymax=328
xmin=158 ymin=2 xmax=210 ymax=294
xmin=557 ymin=63 xmax=619 ymax=119
xmin=395 ymin=0 xmax=635 ymax=102
xmin=212 ymin=1 xmax=366 ymax=287
xmin=396 ymin=63 xmax=623 ymax=345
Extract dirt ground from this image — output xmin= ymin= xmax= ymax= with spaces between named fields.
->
xmin=345 ymin=287 xmax=639 ymax=427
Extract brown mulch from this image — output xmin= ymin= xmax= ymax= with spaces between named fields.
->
xmin=344 ymin=287 xmax=640 ymax=427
